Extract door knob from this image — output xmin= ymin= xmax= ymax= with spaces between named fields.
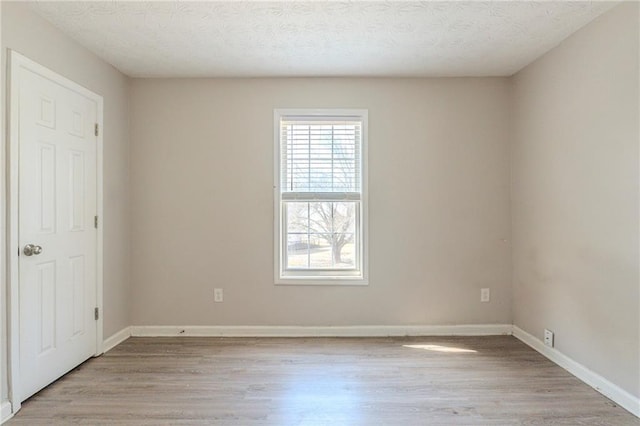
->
xmin=23 ymin=244 xmax=43 ymax=256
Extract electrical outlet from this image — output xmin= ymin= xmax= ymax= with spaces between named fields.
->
xmin=480 ymin=288 xmax=490 ymax=302
xmin=544 ymin=329 xmax=554 ymax=347
xmin=214 ymin=288 xmax=223 ymax=303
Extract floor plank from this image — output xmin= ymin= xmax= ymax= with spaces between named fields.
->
xmin=8 ymin=336 xmax=639 ymax=425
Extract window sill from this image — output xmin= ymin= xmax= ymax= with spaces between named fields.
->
xmin=275 ymin=276 xmax=369 ymax=286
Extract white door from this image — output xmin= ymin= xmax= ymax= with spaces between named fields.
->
xmin=16 ymin=59 xmax=98 ymax=401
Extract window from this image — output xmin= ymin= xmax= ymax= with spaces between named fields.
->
xmin=274 ymin=109 xmax=368 ymax=284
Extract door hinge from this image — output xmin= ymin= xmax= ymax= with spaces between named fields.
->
xmin=94 ymin=307 xmax=99 ymax=321
xmin=95 ymin=123 xmax=99 ymax=137
xmin=94 ymin=215 xmax=98 ymax=229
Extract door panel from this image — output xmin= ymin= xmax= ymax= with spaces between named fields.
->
xmin=70 ymin=255 xmax=86 ymax=337
xmin=69 ymin=151 xmax=86 ymax=232
xmin=18 ymin=65 xmax=98 ymax=402
xmin=39 ymin=143 xmax=56 ymax=233
xmin=37 ymin=261 xmax=56 ymax=355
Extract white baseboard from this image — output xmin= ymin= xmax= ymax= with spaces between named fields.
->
xmin=130 ymin=324 xmax=513 ymax=338
xmin=1 ymin=400 xmax=13 ymax=424
xmin=102 ymin=326 xmax=132 ymax=353
xmin=513 ymin=326 xmax=640 ymax=418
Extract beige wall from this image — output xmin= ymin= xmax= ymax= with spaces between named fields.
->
xmin=129 ymin=77 xmax=512 ymax=326
xmin=1 ymin=2 xmax=131 ymax=400
xmin=512 ymin=2 xmax=639 ymax=398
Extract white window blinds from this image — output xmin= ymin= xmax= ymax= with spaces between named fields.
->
xmin=280 ymin=117 xmax=362 ymax=200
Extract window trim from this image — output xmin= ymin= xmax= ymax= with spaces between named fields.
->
xmin=273 ymin=108 xmax=369 ymax=286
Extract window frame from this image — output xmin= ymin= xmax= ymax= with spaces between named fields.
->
xmin=274 ymin=108 xmax=369 ymax=286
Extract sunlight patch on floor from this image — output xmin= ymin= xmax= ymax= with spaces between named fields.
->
xmin=402 ymin=344 xmax=477 ymax=353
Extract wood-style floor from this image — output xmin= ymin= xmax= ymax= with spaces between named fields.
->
xmin=8 ymin=336 xmax=638 ymax=425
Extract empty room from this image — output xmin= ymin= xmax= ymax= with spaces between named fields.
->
xmin=1 ymin=1 xmax=638 ymax=424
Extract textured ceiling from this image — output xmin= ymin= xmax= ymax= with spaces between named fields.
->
xmin=30 ymin=1 xmax=617 ymax=78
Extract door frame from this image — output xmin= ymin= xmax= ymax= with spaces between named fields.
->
xmin=6 ymin=50 xmax=104 ymax=412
